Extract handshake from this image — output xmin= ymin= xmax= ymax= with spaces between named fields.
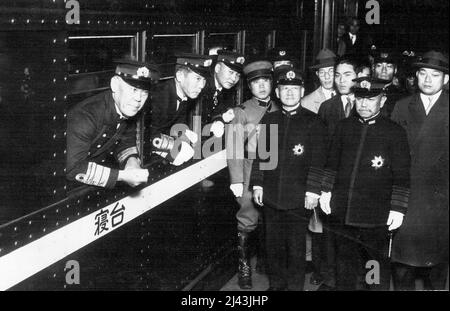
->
xmin=152 ymin=129 xmax=198 ymax=166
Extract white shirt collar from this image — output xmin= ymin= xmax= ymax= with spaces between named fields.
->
xmin=214 ymin=76 xmax=223 ymax=92
xmin=420 ymin=90 xmax=442 ymax=115
xmin=321 ymin=87 xmax=335 ymax=100
xmin=341 ymin=93 xmax=355 ymax=110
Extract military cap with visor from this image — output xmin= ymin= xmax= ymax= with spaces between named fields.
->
xmin=373 ymin=48 xmax=398 ymax=65
xmin=114 ymin=59 xmax=160 ymax=91
xmin=216 ymin=50 xmax=246 ymax=73
xmin=175 ymin=53 xmax=214 ymax=78
xmin=243 ymin=60 xmax=273 ymax=82
xmin=352 ymin=77 xmax=389 ymax=98
xmin=276 ymin=68 xmax=304 ymax=86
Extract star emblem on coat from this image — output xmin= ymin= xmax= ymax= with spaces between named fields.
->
xmin=292 ymin=143 xmax=304 ymax=156
xmin=371 ymin=155 xmax=384 ymax=169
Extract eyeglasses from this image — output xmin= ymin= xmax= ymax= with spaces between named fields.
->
xmin=318 ymin=69 xmax=334 ymax=77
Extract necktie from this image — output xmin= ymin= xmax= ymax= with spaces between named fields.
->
xmin=344 ymin=96 xmax=353 ymax=118
xmin=425 ymin=96 xmax=433 ymax=115
xmin=177 ymin=97 xmax=186 ymax=111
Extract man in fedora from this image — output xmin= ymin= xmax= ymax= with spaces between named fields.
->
xmin=302 ymin=48 xmax=337 ymax=114
xmin=67 ymin=60 xmax=158 ymax=188
xmin=391 ymin=50 xmax=449 ymax=290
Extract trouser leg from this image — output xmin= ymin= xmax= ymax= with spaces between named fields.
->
xmin=286 ymin=209 xmax=308 ymax=291
xmin=265 ymin=206 xmax=287 ymax=289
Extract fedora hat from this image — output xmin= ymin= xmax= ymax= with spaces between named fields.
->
xmin=413 ymin=50 xmax=449 ymax=73
xmin=310 ymin=48 xmax=337 ymax=70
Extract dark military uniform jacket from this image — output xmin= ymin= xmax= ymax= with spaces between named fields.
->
xmin=200 ymin=76 xmax=237 ymax=126
xmin=322 ymin=113 xmax=411 ymax=227
xmin=251 ymin=106 xmax=328 ymax=212
xmin=391 ymin=91 xmax=449 ymax=266
xmin=67 ymin=90 xmax=139 ymax=188
xmin=227 ymin=97 xmax=278 ymax=185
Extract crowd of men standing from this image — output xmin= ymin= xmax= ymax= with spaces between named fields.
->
xmin=66 ymin=17 xmax=448 ymax=290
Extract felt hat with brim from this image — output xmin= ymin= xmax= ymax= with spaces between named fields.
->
xmin=175 ymin=53 xmax=214 ymax=78
xmin=114 ymin=59 xmax=160 ymax=90
xmin=352 ymin=77 xmax=389 ymax=98
xmin=310 ymin=48 xmax=337 ymax=70
xmin=412 ymin=50 xmax=449 ymax=73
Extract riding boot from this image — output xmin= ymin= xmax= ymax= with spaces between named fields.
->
xmin=238 ymin=230 xmax=252 ymax=289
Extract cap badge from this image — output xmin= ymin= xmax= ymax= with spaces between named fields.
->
xmin=371 ymin=155 xmax=384 ymax=170
xmin=136 ymin=66 xmax=150 ymax=78
xmin=380 ymin=53 xmax=389 ymax=59
xmin=279 ymin=50 xmax=286 ymax=56
xmin=236 ymin=56 xmax=245 ymax=64
xmin=286 ymin=70 xmax=296 ymax=80
xmin=360 ymin=80 xmax=371 ymax=90
xmin=204 ymin=59 xmax=213 ymax=67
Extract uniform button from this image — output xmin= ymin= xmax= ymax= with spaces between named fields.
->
xmin=102 ymin=133 xmax=107 ymax=137
xmin=110 ymin=152 xmax=114 ymax=155
xmin=97 ymin=145 xmax=101 ymax=148
xmin=101 ymin=159 xmax=105 ymax=163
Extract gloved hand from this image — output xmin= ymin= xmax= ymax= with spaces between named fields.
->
xmin=172 ymin=141 xmax=194 ymax=166
xmin=222 ymin=109 xmax=235 ymax=123
xmin=387 ymin=210 xmax=404 ymax=231
xmin=230 ymin=183 xmax=244 ymax=197
xmin=210 ymin=120 xmax=225 ymax=138
xmin=304 ymin=192 xmax=320 ymax=210
xmin=319 ymin=191 xmax=331 ymax=215
xmin=118 ymin=168 xmax=149 ymax=187
xmin=253 ymin=187 xmax=264 ymax=206
xmin=184 ymin=129 xmax=198 ymax=144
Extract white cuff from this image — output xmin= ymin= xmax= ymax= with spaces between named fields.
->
xmin=253 ymin=186 xmax=263 ymax=191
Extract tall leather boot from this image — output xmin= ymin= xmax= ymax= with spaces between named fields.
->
xmin=237 ymin=230 xmax=252 ymax=289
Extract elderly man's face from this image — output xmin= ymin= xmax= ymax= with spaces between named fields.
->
xmin=374 ymin=62 xmax=396 ymax=81
xmin=335 ymin=63 xmax=357 ymax=95
xmin=276 ymin=85 xmax=303 ymax=107
xmin=113 ymin=77 xmax=148 ymax=118
xmin=177 ymin=69 xmax=207 ymax=99
xmin=249 ymin=77 xmax=272 ymax=101
xmin=416 ymin=67 xmax=449 ymax=96
xmin=215 ymin=62 xmax=241 ymax=89
xmin=317 ymin=66 xmax=334 ymax=90
xmin=356 ymin=94 xmax=386 ymax=119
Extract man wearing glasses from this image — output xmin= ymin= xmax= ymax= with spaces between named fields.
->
xmin=302 ymin=49 xmax=337 ymax=114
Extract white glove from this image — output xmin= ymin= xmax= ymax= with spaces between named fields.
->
xmin=305 ymin=192 xmax=320 ymax=210
xmin=230 ymin=183 xmax=244 ymax=197
xmin=387 ymin=210 xmax=404 ymax=231
xmin=319 ymin=191 xmax=331 ymax=215
xmin=222 ymin=109 xmax=235 ymax=123
xmin=172 ymin=141 xmax=194 ymax=166
xmin=184 ymin=129 xmax=198 ymax=144
xmin=210 ymin=120 xmax=225 ymax=138
xmin=253 ymin=187 xmax=264 ymax=206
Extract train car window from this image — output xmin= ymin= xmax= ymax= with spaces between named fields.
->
xmin=0 ymin=31 xmax=67 ymax=223
xmin=68 ymin=35 xmax=137 ymax=104
xmin=205 ymin=33 xmax=238 ymax=54
xmin=146 ymin=34 xmax=197 ymax=79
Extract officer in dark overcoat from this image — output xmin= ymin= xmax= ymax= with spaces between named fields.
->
xmin=252 ymin=68 xmax=328 ymax=290
xmin=66 ymin=60 xmax=159 ymax=188
xmin=320 ymin=77 xmax=411 ymax=290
